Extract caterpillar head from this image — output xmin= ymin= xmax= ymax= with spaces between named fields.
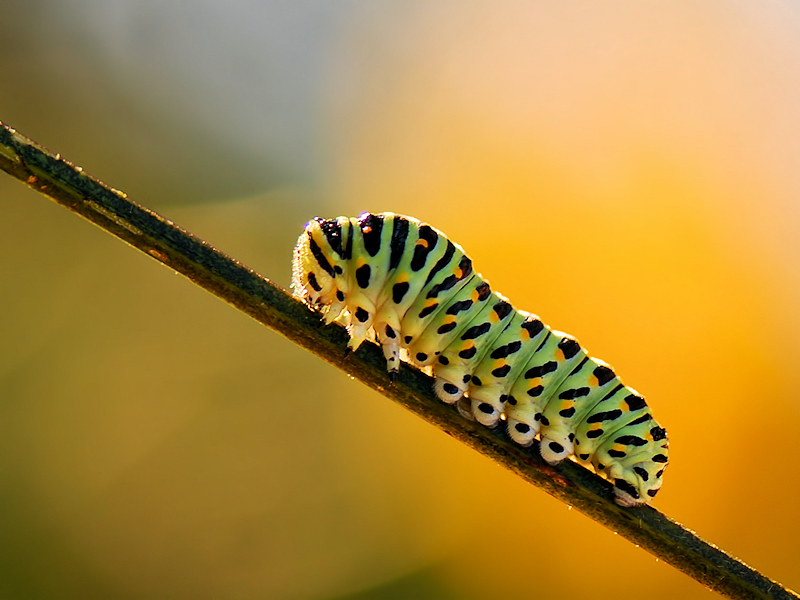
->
xmin=292 ymin=217 xmax=349 ymax=321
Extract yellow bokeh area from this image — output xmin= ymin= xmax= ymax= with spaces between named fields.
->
xmin=2 ymin=2 xmax=800 ymax=599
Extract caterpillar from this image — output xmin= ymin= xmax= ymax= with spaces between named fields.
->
xmin=292 ymin=212 xmax=669 ymax=507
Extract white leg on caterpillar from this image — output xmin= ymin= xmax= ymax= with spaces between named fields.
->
xmin=379 ymin=336 xmax=401 ymax=380
xmin=384 ymin=353 xmax=401 ymax=381
xmin=374 ymin=319 xmax=402 ymax=380
xmin=471 ymin=398 xmax=503 ymax=427
xmin=323 ymin=300 xmax=346 ymax=324
xmin=506 ymin=417 xmax=537 ymax=446
xmin=539 ymin=435 xmax=573 ymax=465
xmin=433 ymin=377 xmax=466 ymax=404
xmin=344 ymin=333 xmax=364 ymax=357
xmin=345 ymin=309 xmax=375 ymax=354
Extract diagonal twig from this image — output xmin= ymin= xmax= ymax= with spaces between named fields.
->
xmin=0 ymin=120 xmax=796 ymax=600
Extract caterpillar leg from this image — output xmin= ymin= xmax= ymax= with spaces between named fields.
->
xmin=322 ymin=294 xmax=347 ymax=325
xmin=341 ymin=287 xmax=380 ymax=353
xmin=375 ymin=320 xmax=402 ymax=379
xmin=468 ymin=392 xmax=504 ymax=428
xmin=432 ymin=360 xmax=476 ymax=404
xmin=433 ymin=377 xmax=467 ymax=404
xmin=539 ymin=433 xmax=574 ymax=465
xmin=505 ymin=416 xmax=538 ymax=447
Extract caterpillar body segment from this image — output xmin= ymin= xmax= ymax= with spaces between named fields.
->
xmin=292 ymin=212 xmax=669 ymax=507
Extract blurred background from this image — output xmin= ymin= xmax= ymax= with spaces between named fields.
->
xmin=2 ymin=1 xmax=800 ymax=598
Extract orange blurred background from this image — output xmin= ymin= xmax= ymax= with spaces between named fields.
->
xmin=2 ymin=2 xmax=799 ymax=598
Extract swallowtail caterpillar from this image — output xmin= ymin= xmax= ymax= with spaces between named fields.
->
xmin=292 ymin=212 xmax=669 ymax=507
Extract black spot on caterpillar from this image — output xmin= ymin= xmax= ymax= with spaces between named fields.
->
xmin=292 ymin=212 xmax=669 ymax=507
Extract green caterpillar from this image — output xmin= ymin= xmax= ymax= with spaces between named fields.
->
xmin=292 ymin=212 xmax=669 ymax=506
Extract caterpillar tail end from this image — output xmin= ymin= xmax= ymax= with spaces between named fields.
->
xmin=612 ymin=481 xmax=646 ymax=508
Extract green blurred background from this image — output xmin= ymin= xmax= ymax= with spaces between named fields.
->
xmin=2 ymin=2 xmax=800 ymax=598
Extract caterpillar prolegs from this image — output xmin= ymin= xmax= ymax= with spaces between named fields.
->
xmin=292 ymin=212 xmax=669 ymax=507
